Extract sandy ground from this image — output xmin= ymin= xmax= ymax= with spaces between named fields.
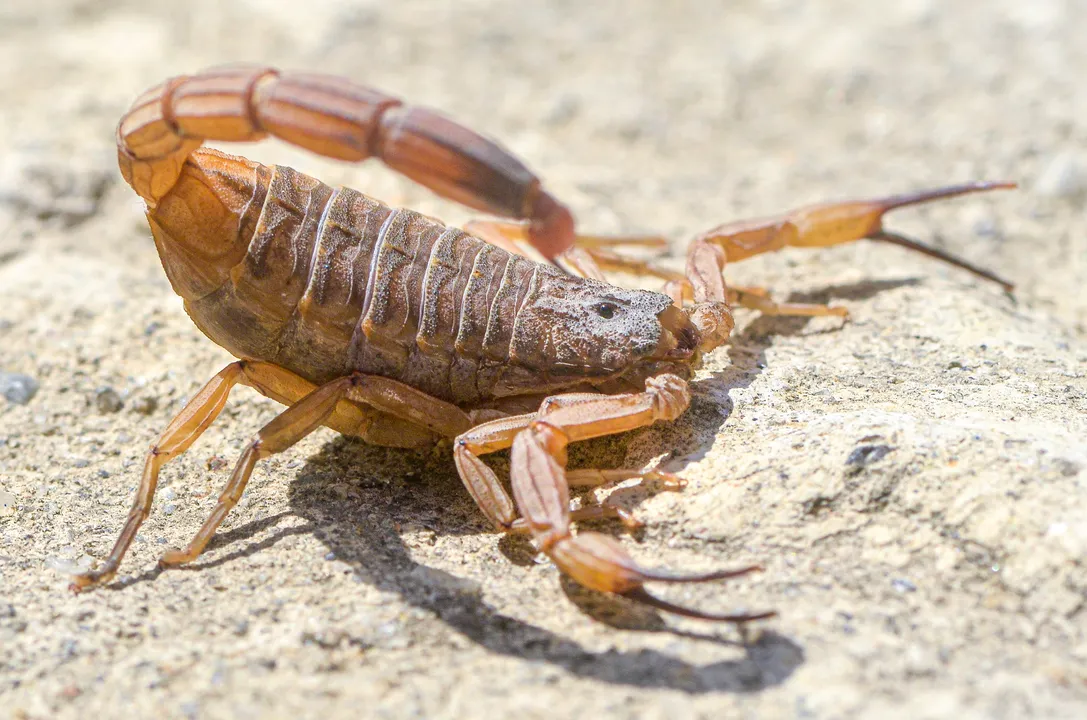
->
xmin=1 ymin=1 xmax=1085 ymax=718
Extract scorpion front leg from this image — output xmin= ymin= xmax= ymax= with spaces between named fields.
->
xmin=499 ymin=375 xmax=773 ymax=622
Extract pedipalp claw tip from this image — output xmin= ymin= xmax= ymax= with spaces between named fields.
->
xmin=621 ymin=586 xmax=777 ymax=624
xmin=638 ymin=562 xmax=766 ymax=585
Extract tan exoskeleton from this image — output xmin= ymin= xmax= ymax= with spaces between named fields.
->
xmin=70 ymin=66 xmax=1014 ymax=621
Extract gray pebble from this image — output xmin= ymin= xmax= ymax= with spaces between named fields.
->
xmin=94 ymin=387 xmax=123 ymax=414
xmin=846 ymin=444 xmax=893 ymax=469
xmin=0 ymin=372 xmax=39 ymax=405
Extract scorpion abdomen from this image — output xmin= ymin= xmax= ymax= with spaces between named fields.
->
xmin=168 ymin=149 xmax=545 ymax=405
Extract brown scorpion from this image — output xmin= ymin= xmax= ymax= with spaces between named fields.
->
xmin=70 ymin=66 xmax=1014 ymax=621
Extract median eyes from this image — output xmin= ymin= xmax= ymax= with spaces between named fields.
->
xmin=594 ymin=302 xmax=619 ymax=319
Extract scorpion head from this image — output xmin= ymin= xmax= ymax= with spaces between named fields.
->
xmin=502 ymin=271 xmax=734 ymax=394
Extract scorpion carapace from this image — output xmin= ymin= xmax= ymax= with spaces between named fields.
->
xmin=71 ymin=65 xmax=1015 ymax=623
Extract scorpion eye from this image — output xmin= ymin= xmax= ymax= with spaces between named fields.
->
xmin=594 ymin=301 xmax=619 ymax=319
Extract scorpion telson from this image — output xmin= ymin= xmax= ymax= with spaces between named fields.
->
xmin=71 ymin=66 xmax=1013 ymax=623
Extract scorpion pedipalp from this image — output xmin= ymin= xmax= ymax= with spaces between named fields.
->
xmin=545 ymin=531 xmax=776 ymax=623
xmin=679 ymin=181 xmax=1017 ymax=314
xmin=493 ymin=374 xmax=776 ymax=622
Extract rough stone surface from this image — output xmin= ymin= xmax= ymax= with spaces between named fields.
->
xmin=1 ymin=2 xmax=1084 ymax=719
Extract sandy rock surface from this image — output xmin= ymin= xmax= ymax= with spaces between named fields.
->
xmin=1 ymin=1 xmax=1085 ymax=718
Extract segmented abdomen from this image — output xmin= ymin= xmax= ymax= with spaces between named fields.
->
xmin=179 ymin=151 xmax=543 ymax=405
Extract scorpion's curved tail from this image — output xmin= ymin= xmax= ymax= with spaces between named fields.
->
xmin=116 ymin=65 xmax=576 ymax=259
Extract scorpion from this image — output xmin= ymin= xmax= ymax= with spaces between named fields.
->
xmin=70 ymin=66 xmax=1014 ymax=621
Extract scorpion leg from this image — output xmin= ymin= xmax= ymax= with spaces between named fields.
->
xmin=464 ymin=219 xmax=674 ymax=281
xmin=463 ymin=220 xmax=604 ymax=280
xmin=567 ymin=467 xmax=685 ymax=490
xmin=683 ymin=182 xmax=1016 ymax=314
xmin=158 ymin=372 xmax=474 ymax=568
xmin=157 ymin=375 xmax=354 ymax=568
xmin=70 ymin=363 xmax=464 ymax=590
xmin=70 ymin=361 xmax=327 ymax=590
xmin=507 ymin=374 xmax=774 ymax=622
xmin=453 ymin=415 xmax=529 ymax=530
xmin=453 ymin=412 xmax=679 ymax=533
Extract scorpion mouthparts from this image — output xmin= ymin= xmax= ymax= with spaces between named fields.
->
xmin=654 ymin=305 xmax=701 ymax=361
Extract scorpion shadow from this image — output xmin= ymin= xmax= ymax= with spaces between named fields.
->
xmin=126 ymin=276 xmax=917 ymax=692
xmin=281 ymin=438 xmax=804 ymax=694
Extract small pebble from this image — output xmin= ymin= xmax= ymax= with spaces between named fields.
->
xmin=846 ymin=444 xmax=893 ymax=469
xmin=130 ymin=396 xmax=158 ymax=415
xmin=0 ymin=372 xmax=39 ymax=405
xmin=163 ymin=503 xmax=176 ymax=515
xmin=892 ymin=578 xmax=918 ymax=593
xmin=94 ymin=387 xmax=123 ymax=414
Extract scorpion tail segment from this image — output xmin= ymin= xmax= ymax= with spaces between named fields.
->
xmin=120 ymin=66 xmax=577 ymax=257
xmin=547 ymin=532 xmax=775 ymax=623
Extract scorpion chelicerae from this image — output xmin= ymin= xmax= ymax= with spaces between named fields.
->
xmin=70 ymin=66 xmax=1014 ymax=621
